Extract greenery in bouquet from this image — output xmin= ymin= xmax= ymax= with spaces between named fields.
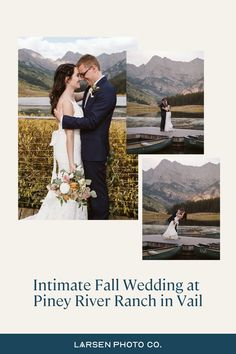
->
xmin=47 ymin=165 xmax=97 ymax=207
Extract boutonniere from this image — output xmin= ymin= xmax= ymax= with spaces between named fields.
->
xmin=89 ymin=84 xmax=100 ymax=97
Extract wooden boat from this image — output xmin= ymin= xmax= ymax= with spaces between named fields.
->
xmin=194 ymin=243 xmax=220 ymax=259
xmin=127 ymin=134 xmax=172 ymax=154
xmin=184 ymin=135 xmax=204 ymax=150
xmin=143 ymin=242 xmax=182 ymax=260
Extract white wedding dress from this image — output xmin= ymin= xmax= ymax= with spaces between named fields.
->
xmin=23 ymin=100 xmax=87 ymax=220
xmin=164 ymin=111 xmax=173 ymax=131
xmin=162 ymin=216 xmax=179 ymax=240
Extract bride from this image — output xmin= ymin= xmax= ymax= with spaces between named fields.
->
xmin=164 ymin=99 xmax=173 ymax=132
xmin=162 ymin=210 xmax=185 ymax=240
xmin=23 ymin=63 xmax=87 ymax=220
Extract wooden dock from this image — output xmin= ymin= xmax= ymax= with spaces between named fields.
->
xmin=18 ymin=208 xmax=38 ymax=219
xmin=143 ymin=234 xmax=220 ymax=246
xmin=127 ymin=127 xmax=203 ymax=138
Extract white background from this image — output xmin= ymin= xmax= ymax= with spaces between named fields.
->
xmin=0 ymin=0 xmax=236 ymax=333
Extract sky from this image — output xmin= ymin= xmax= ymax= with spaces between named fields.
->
xmin=128 ymin=49 xmax=204 ymax=66
xmin=18 ymin=37 xmax=203 ymax=65
xmin=18 ymin=36 xmax=137 ymax=60
xmin=142 ymin=157 xmax=220 ymax=171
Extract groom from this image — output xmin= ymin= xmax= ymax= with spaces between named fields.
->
xmin=168 ymin=208 xmax=186 ymax=231
xmin=55 ymin=54 xmax=117 ymax=220
xmin=159 ymin=98 xmax=167 ymax=132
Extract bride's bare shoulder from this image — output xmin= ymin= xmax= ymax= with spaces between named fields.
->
xmin=57 ymin=96 xmax=74 ymax=116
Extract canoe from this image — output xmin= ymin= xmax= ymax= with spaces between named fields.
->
xmin=194 ymin=243 xmax=220 ymax=259
xmin=127 ymin=136 xmax=172 ymax=154
xmin=143 ymin=242 xmax=182 ymax=260
xmin=184 ymin=135 xmax=204 ymax=150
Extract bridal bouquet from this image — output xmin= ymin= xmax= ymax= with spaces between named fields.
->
xmin=47 ymin=165 xmax=97 ymax=207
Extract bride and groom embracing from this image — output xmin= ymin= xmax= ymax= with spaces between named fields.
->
xmin=159 ymin=97 xmax=173 ymax=132
xmin=162 ymin=208 xmax=186 ymax=240
xmin=24 ymin=54 xmax=117 ymax=221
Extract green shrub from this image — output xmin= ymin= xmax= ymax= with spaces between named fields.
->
xmin=18 ymin=119 xmax=138 ymax=218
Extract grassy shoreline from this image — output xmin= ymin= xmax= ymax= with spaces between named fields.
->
xmin=128 ymin=102 xmax=204 ymax=116
xmin=143 ymin=210 xmax=219 ymax=224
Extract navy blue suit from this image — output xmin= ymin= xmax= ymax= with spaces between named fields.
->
xmin=62 ymin=76 xmax=117 ymax=220
xmin=159 ymin=103 xmax=166 ymax=131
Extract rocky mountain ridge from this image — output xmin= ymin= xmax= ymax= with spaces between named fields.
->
xmin=143 ymin=160 xmax=219 ymax=208
xmin=127 ymin=56 xmax=204 ymax=102
xmin=18 ymin=49 xmax=126 ymax=95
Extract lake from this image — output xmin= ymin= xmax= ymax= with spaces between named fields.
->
xmin=18 ymin=95 xmax=126 ymax=107
xmin=143 ymin=224 xmax=220 ymax=238
xmin=18 ymin=95 xmax=126 ymax=117
xmin=133 ymin=111 xmax=203 ymax=118
xmin=127 ymin=116 xmax=204 ymax=130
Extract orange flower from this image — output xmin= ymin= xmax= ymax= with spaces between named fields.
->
xmin=70 ymin=182 xmax=79 ymax=191
xmin=63 ymin=195 xmax=70 ymax=201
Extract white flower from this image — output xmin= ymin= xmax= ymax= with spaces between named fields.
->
xmin=89 ymin=84 xmax=100 ymax=98
xmin=78 ymin=178 xmax=86 ymax=187
xmin=60 ymin=182 xmax=70 ymax=194
xmin=58 ymin=172 xmax=63 ymax=180
xmin=91 ymin=84 xmax=100 ymax=93
xmin=76 ymin=165 xmax=84 ymax=174
xmin=90 ymin=190 xmax=97 ymax=198
xmin=69 ymin=173 xmax=74 ymax=178
xmin=86 ymin=179 xmax=92 ymax=186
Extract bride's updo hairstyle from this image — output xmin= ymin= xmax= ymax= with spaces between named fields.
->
xmin=49 ymin=63 xmax=76 ymax=116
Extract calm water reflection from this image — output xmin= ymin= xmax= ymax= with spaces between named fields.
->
xmin=127 ymin=116 xmax=204 ymax=130
xmin=143 ymin=224 xmax=220 ymax=238
xmin=19 ymin=106 xmax=126 ymax=117
xmin=18 ymin=95 xmax=126 ymax=106
xmin=18 ymin=96 xmax=126 ymax=117
xmin=134 ymin=111 xmax=203 ymax=118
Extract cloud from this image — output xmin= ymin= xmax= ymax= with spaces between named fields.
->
xmin=18 ymin=36 xmax=138 ymax=60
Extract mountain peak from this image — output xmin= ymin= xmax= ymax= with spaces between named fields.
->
xmin=19 ymin=48 xmax=44 ymax=60
xmin=143 ymin=160 xmax=220 ymax=206
xmin=18 ymin=48 xmax=56 ymax=71
xmin=190 ymin=57 xmax=203 ymax=63
xmin=18 ymin=49 xmax=126 ymax=96
xmin=59 ymin=51 xmax=82 ymax=62
xmin=127 ymin=54 xmax=204 ymax=100
xmin=147 ymin=55 xmax=163 ymax=65
xmin=158 ymin=159 xmax=181 ymax=168
xmin=65 ymin=50 xmax=74 ymax=55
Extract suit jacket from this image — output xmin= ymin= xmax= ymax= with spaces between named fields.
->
xmin=168 ymin=211 xmax=186 ymax=223
xmin=62 ymin=76 xmax=117 ymax=161
xmin=159 ymin=103 xmax=167 ymax=118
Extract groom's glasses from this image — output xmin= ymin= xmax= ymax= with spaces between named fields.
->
xmin=79 ymin=66 xmax=93 ymax=79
